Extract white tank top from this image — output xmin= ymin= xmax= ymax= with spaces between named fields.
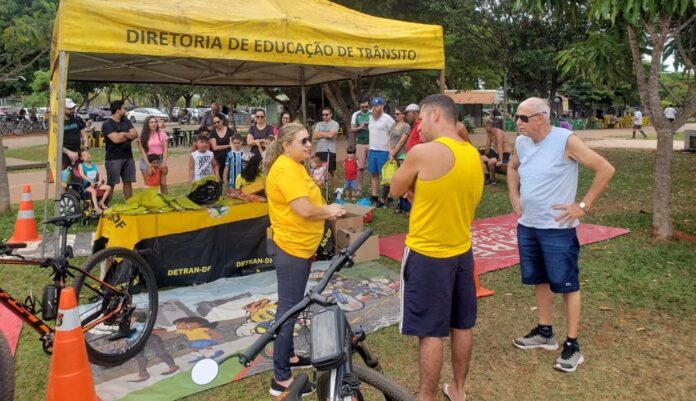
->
xmin=191 ymin=150 xmax=214 ymax=181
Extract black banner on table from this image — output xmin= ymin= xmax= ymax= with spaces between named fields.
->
xmin=135 ymin=215 xmax=272 ymax=287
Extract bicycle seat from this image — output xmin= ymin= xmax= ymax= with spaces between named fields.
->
xmin=43 ymin=212 xmax=83 ymax=227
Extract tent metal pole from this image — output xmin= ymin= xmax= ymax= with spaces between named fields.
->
xmin=439 ymin=69 xmax=446 ymax=93
xmin=300 ymin=66 xmax=307 ymax=124
xmin=53 ymin=51 xmax=68 ymax=257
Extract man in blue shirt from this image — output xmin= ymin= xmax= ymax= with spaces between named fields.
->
xmin=507 ymin=97 xmax=615 ymax=373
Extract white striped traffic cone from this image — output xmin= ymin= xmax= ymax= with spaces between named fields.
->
xmin=46 ymin=287 xmax=101 ymax=401
xmin=8 ymin=184 xmax=42 ymax=243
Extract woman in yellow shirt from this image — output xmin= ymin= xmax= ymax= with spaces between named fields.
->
xmin=263 ymin=122 xmax=345 ymax=396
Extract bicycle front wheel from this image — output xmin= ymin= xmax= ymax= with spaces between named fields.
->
xmin=316 ymin=363 xmax=415 ymax=401
xmin=0 ymin=332 xmax=15 ymax=401
xmin=72 ymin=247 xmax=158 ymax=367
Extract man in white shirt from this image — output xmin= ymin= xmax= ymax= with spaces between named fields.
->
xmin=632 ymin=108 xmax=647 ymax=139
xmin=367 ymin=96 xmax=395 ymax=207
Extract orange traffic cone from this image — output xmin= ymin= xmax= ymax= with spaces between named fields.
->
xmin=7 ymin=185 xmax=41 ymax=243
xmin=474 ymin=262 xmax=495 ymax=298
xmin=46 ymin=288 xmax=101 ymax=401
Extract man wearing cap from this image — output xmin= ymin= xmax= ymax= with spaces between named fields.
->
xmin=62 ymin=98 xmax=89 ymax=169
xmin=350 ymin=98 xmax=371 ymax=189
xmin=404 ymin=104 xmax=422 ymax=153
xmin=102 ymin=100 xmax=139 ymax=200
xmin=367 ymin=97 xmax=395 ymax=207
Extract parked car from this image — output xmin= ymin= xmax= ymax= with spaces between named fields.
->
xmin=126 ymin=108 xmax=169 ymax=124
xmin=88 ymin=107 xmax=111 ymax=121
xmin=0 ymin=106 xmax=18 ymax=121
xmin=77 ymin=108 xmax=90 ymax=120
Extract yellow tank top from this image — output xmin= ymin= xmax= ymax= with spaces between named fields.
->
xmin=404 ymin=137 xmax=483 ymax=258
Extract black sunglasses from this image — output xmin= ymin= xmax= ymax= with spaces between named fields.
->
xmin=299 ymin=137 xmax=311 ymax=145
xmin=322 ymin=114 xmax=330 ymax=117
xmin=255 ymin=115 xmax=265 ymax=118
xmin=514 ymin=112 xmax=544 ymax=123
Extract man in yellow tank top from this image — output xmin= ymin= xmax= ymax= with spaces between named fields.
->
xmin=391 ymin=94 xmax=483 ymax=401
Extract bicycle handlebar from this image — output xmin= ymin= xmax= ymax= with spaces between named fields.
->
xmin=237 ymin=228 xmax=373 ymax=366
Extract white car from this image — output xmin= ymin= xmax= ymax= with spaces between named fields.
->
xmin=126 ymin=108 xmax=170 ymax=124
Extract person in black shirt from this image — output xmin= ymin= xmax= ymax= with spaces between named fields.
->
xmin=247 ymin=109 xmax=273 ymax=156
xmin=102 ymin=100 xmax=139 ymax=200
xmin=62 ymin=98 xmax=88 ymax=168
xmin=199 ymin=102 xmax=228 ymax=132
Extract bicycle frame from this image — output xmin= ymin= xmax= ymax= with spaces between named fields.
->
xmin=0 ymin=220 xmax=127 ymax=353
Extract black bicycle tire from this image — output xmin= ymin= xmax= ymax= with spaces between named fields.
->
xmin=316 ymin=363 xmax=415 ymax=401
xmin=0 ymin=332 xmax=15 ymax=401
xmin=72 ymin=247 xmax=158 ymax=367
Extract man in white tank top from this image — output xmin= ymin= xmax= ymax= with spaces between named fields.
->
xmin=507 ymin=97 xmax=615 ymax=373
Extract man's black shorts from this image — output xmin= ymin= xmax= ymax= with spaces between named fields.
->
xmin=315 ymin=151 xmax=337 ymax=172
xmin=400 ymin=247 xmax=477 ymax=337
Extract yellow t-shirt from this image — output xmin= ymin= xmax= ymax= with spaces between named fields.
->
xmin=266 ymin=154 xmax=325 ymax=258
xmin=405 ymin=137 xmax=483 ymax=258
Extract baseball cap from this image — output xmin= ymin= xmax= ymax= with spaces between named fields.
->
xmin=370 ymin=96 xmax=385 ymax=106
xmin=405 ymin=104 xmax=420 ymax=112
xmin=65 ymin=98 xmax=77 ymax=109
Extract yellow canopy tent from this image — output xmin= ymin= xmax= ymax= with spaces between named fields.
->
xmin=48 ymin=0 xmax=445 ymax=201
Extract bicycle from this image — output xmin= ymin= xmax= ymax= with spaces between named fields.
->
xmin=0 ymin=212 xmax=159 ymax=398
xmin=191 ymin=228 xmax=415 ymax=401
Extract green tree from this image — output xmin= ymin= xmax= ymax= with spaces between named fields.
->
xmin=526 ymin=0 xmax=696 ymax=239
xmin=0 ymin=0 xmax=56 ymax=89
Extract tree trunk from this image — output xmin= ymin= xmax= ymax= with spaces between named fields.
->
xmin=0 ymin=136 xmax=10 ymax=213
xmin=183 ymin=93 xmax=194 ymax=108
xmin=653 ymin=127 xmax=673 ymax=239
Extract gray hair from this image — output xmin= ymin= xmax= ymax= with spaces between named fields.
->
xmin=520 ymin=97 xmax=551 ymax=122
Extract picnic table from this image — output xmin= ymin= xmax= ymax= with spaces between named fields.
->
xmin=170 ymin=125 xmax=199 ymax=147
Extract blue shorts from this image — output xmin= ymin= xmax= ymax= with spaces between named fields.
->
xmin=400 ymin=248 xmax=477 ymax=337
xmin=367 ymin=150 xmax=389 ymax=175
xmin=344 ymin=179 xmax=359 ymax=191
xmin=517 ymin=224 xmax=580 ymax=293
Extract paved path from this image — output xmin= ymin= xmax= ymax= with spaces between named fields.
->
xmin=4 ymin=123 xmax=694 ymax=203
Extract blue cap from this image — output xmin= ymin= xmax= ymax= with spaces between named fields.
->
xmin=370 ymin=96 xmax=385 ymax=106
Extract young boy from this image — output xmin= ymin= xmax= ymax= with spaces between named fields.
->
xmin=223 ymin=134 xmax=245 ymax=189
xmin=79 ymin=148 xmax=111 ymax=213
xmin=343 ymin=146 xmax=359 ymax=201
xmin=189 ymin=135 xmax=218 ymax=182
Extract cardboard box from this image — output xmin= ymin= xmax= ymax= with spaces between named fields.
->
xmin=335 ymin=228 xmax=380 ymax=263
xmin=330 ymin=203 xmax=374 ymax=246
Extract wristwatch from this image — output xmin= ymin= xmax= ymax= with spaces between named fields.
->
xmin=578 ymin=201 xmax=587 ymax=211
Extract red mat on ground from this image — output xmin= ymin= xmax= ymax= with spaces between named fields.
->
xmin=0 ymin=304 xmax=22 ymax=355
xmin=379 ymin=213 xmax=630 ymax=274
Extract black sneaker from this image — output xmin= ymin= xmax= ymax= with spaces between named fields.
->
xmin=375 ymin=200 xmax=385 ymax=208
xmin=269 ymin=377 xmax=315 ymax=397
xmin=554 ymin=341 xmax=584 ymax=372
xmin=289 ymin=354 xmax=312 ymax=369
xmin=485 ymin=178 xmax=497 ymax=186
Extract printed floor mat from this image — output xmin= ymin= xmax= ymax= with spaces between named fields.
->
xmin=379 ymin=213 xmax=630 ymax=274
xmin=92 ymin=260 xmax=400 ymax=401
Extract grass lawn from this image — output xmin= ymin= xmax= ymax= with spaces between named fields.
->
xmin=2 ymin=149 xmax=695 ymax=401
xmin=5 ymin=144 xmax=193 ymax=165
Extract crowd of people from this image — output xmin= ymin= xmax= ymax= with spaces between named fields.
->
xmin=60 ymin=93 xmax=618 ymax=400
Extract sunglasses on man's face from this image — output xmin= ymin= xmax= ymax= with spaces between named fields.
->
xmin=514 ymin=113 xmax=543 ymax=123
xmin=322 ymin=114 xmax=330 ymax=117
